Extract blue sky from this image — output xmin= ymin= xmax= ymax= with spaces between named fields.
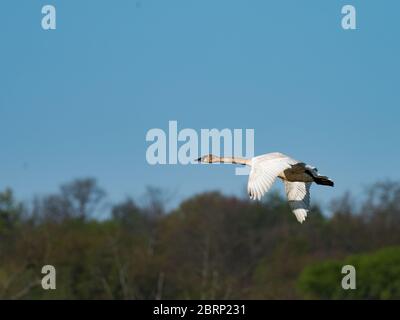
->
xmin=0 ymin=0 xmax=399 ymax=211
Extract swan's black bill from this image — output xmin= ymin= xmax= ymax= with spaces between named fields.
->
xmin=195 ymin=157 xmax=202 ymax=162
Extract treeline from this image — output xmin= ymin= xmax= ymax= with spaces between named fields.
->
xmin=1 ymin=178 xmax=400 ymax=299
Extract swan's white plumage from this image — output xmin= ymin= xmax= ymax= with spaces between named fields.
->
xmin=247 ymin=156 xmax=292 ymax=201
xmin=247 ymin=153 xmax=312 ymax=223
xmin=284 ymin=181 xmax=311 ymax=223
xmin=197 ymin=151 xmax=333 ymax=223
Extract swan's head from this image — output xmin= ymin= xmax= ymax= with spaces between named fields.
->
xmin=196 ymin=154 xmax=219 ymax=163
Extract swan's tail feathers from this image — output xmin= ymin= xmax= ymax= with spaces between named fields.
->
xmin=313 ymin=175 xmax=334 ymax=187
xmin=305 ymin=167 xmax=334 ymax=187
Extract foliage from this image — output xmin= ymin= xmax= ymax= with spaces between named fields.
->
xmin=1 ymin=179 xmax=400 ymax=299
xmin=298 ymin=247 xmax=400 ymax=299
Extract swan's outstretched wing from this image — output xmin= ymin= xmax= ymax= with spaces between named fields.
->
xmin=247 ymin=157 xmax=293 ymax=201
xmin=284 ymin=181 xmax=311 ymax=223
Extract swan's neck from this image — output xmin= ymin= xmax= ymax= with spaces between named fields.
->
xmin=214 ymin=156 xmax=250 ymax=166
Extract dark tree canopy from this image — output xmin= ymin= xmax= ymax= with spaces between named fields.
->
xmin=1 ymin=179 xmax=400 ymax=299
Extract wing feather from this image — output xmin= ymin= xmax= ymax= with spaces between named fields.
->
xmin=284 ymin=181 xmax=311 ymax=223
xmin=247 ymin=158 xmax=292 ymax=201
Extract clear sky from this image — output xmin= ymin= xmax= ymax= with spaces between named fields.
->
xmin=1 ymin=1 xmax=399 ymax=211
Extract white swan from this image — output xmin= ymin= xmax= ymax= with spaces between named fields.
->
xmin=196 ymin=152 xmax=334 ymax=223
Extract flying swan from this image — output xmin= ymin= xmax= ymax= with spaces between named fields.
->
xmin=196 ymin=152 xmax=334 ymax=223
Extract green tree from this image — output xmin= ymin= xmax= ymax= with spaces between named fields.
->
xmin=298 ymin=247 xmax=400 ymax=299
xmin=0 ymin=188 xmax=22 ymax=233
